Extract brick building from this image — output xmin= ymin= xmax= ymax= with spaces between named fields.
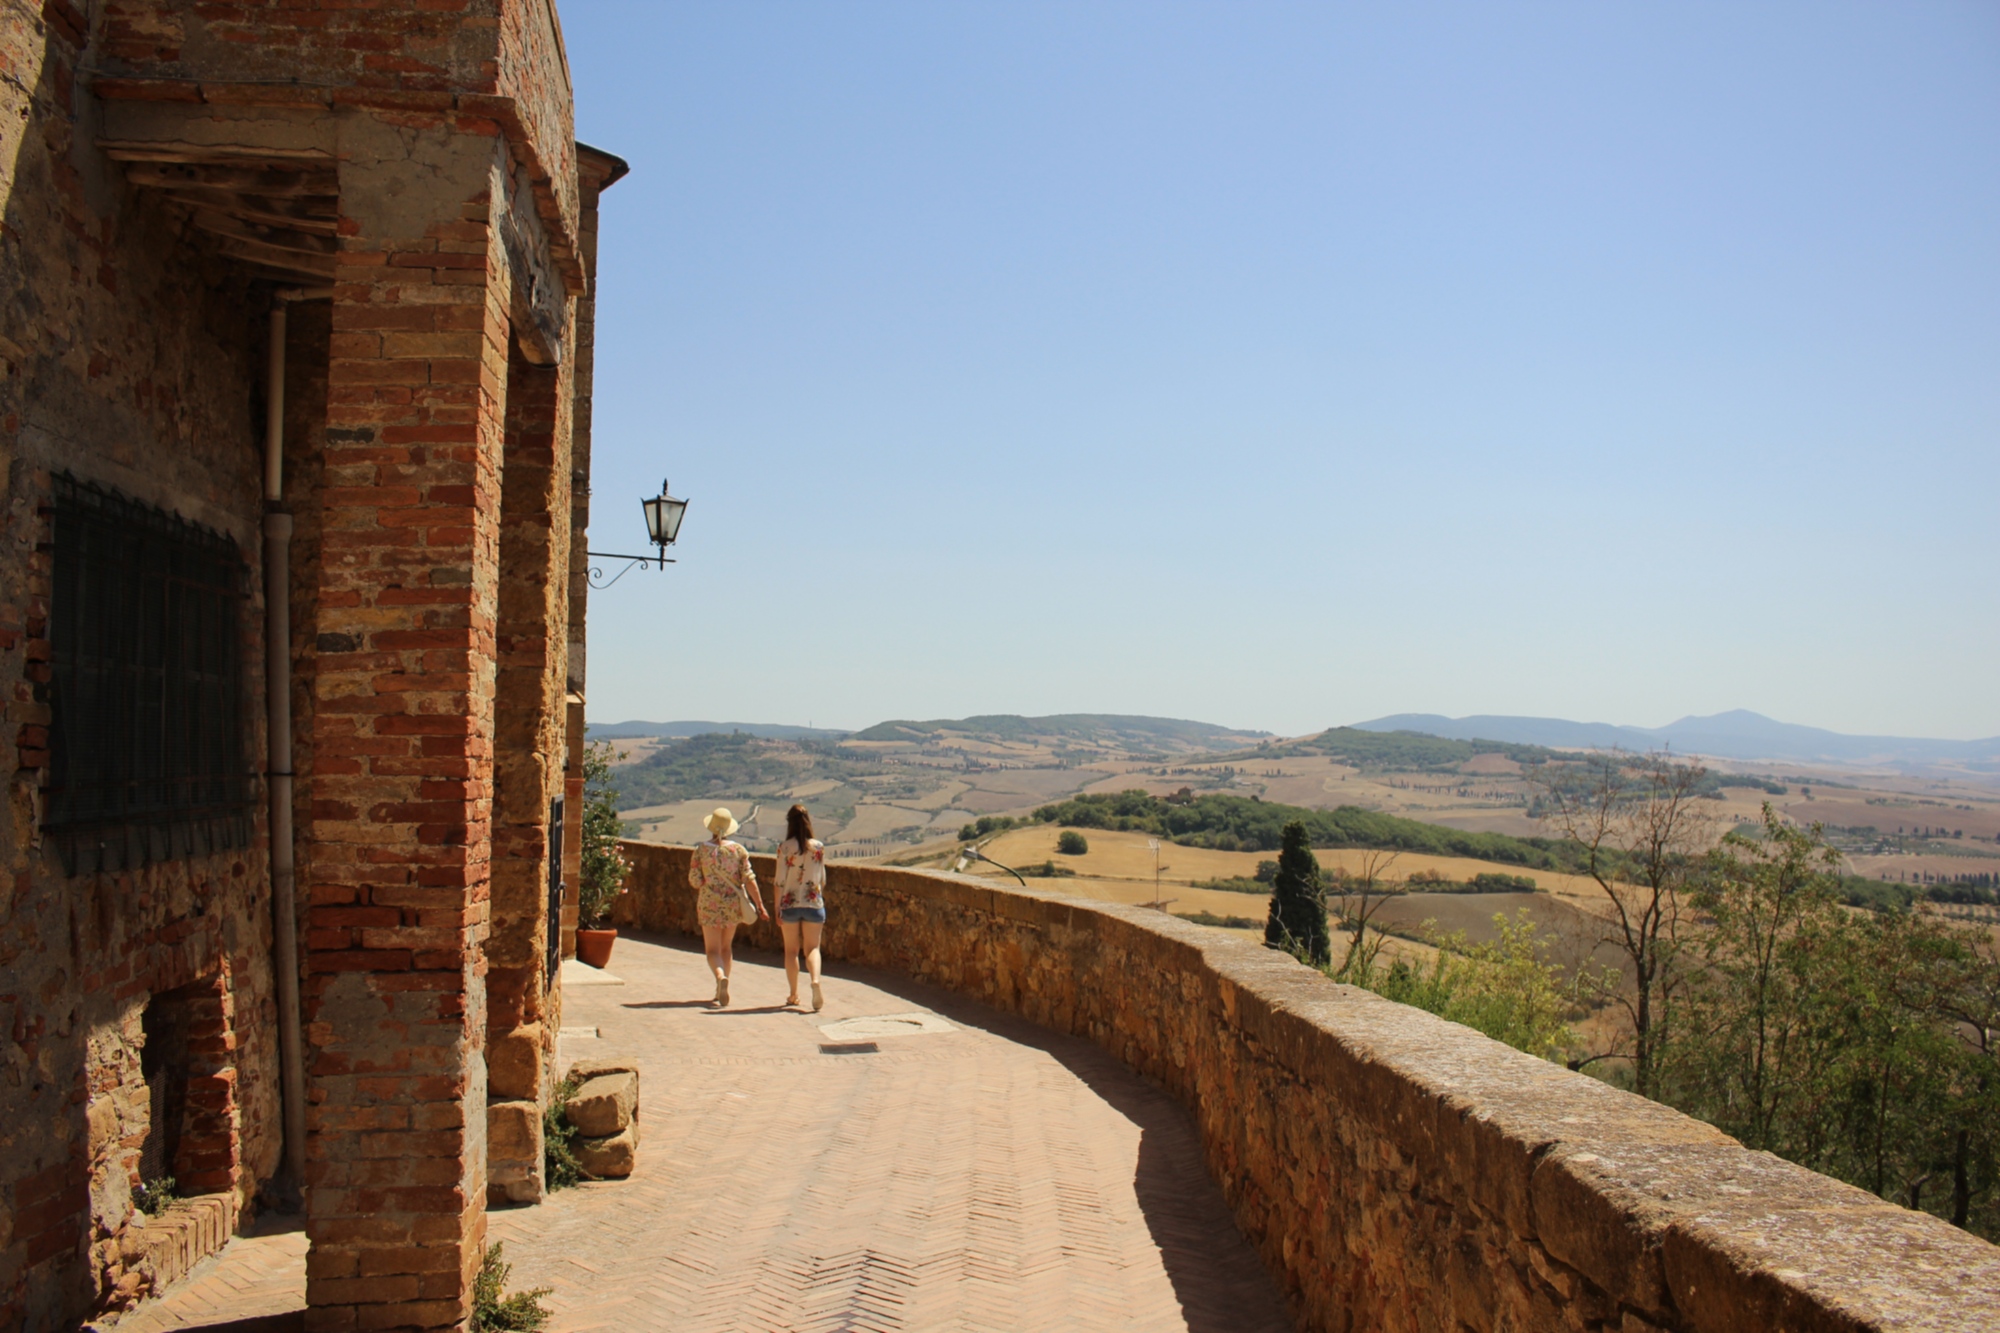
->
xmin=0 ymin=2 xmax=621 ymax=1328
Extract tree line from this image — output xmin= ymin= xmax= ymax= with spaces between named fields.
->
xmin=1032 ymin=788 xmax=1598 ymax=870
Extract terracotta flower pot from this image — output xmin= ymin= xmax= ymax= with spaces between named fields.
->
xmin=575 ymin=928 xmax=617 ymax=969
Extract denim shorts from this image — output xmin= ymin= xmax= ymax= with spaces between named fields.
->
xmin=780 ymin=906 xmax=827 ymax=924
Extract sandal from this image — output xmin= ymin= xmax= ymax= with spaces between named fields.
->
xmin=811 ymin=980 xmax=824 ymax=1012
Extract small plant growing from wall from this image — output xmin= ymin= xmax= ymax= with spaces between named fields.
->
xmin=577 ymin=741 xmax=629 ymax=930
xmin=131 ymin=1175 xmax=178 ymax=1215
xmin=542 ymin=1073 xmax=584 ymax=1191
xmin=470 ymin=1242 xmax=552 ymax=1331
xmin=1056 ymin=830 xmax=1089 ymax=856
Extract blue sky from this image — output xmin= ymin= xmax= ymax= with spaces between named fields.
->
xmin=563 ymin=2 xmax=1999 ymax=740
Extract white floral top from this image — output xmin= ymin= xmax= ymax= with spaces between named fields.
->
xmin=774 ymin=838 xmax=827 ymax=911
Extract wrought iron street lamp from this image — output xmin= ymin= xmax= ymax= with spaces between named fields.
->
xmin=588 ymin=478 xmax=687 ymax=589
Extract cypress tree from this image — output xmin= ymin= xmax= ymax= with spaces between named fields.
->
xmin=1264 ymin=819 xmax=1329 ymax=965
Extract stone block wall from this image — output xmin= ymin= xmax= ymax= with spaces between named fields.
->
xmin=1 ymin=4 xmax=285 ymax=1325
xmin=617 ymin=841 xmax=2000 ymax=1332
xmin=5 ymin=1 xmax=612 ymax=1327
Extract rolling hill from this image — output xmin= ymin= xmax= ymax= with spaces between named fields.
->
xmin=1353 ymin=710 xmax=2000 ymax=770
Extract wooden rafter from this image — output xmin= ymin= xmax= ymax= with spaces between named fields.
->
xmin=157 ymin=187 xmax=337 ymax=233
xmin=208 ymin=235 xmax=336 ymax=280
xmin=188 ymin=208 xmax=338 ymax=257
xmin=106 ymin=140 xmax=342 ymax=283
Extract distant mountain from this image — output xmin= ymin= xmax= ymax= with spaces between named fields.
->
xmin=587 ymin=720 xmax=851 ymax=742
xmin=849 ymin=713 xmax=1269 ymax=750
xmin=1352 ymin=710 xmax=2000 ymax=770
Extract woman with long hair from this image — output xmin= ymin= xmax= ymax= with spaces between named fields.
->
xmin=688 ymin=806 xmax=767 ymax=1006
xmin=773 ymin=804 xmax=829 ymax=1010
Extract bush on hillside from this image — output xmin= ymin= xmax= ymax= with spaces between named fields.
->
xmin=1055 ymin=830 xmax=1088 ymax=855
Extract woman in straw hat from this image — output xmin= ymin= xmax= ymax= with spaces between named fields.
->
xmin=688 ymin=806 xmax=767 ymax=1006
xmin=773 ymin=804 xmax=829 ymax=1011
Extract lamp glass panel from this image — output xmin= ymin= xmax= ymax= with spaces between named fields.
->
xmin=657 ymin=495 xmax=688 ymax=544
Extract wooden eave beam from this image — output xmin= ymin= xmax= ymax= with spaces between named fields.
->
xmin=99 ymin=139 xmax=330 ymax=165
xmin=123 ymin=162 xmax=337 ymax=198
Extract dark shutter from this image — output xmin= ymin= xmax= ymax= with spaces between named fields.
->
xmin=46 ymin=473 xmax=255 ymax=875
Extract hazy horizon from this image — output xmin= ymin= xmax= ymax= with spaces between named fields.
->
xmin=566 ymin=3 xmax=1999 ymax=741
xmin=585 ymin=706 xmax=1999 ymax=747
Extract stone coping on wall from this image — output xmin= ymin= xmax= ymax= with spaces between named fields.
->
xmin=613 ymin=840 xmax=2000 ymax=1332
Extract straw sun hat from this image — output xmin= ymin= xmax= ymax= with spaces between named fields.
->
xmin=703 ymin=807 xmax=740 ymax=838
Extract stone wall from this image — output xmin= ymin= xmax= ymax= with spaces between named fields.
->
xmin=3 ymin=0 xmax=607 ymax=1324
xmin=1 ymin=3 xmax=284 ymax=1325
xmin=616 ymin=841 xmax=2000 ymax=1333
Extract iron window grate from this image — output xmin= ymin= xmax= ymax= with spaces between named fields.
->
xmin=46 ymin=473 xmax=255 ymax=875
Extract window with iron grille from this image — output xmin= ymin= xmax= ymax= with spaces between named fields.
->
xmin=45 ymin=473 xmax=255 ymax=875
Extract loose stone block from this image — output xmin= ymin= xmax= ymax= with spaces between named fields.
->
xmin=566 ymin=1071 xmax=638 ymax=1137
xmin=575 ymin=1122 xmax=638 ymax=1180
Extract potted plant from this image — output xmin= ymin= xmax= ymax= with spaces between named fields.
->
xmin=574 ymin=741 xmax=628 ymax=968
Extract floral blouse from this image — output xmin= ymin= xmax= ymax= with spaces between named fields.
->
xmin=688 ymin=839 xmax=756 ymax=898
xmin=774 ymin=838 xmax=826 ymax=911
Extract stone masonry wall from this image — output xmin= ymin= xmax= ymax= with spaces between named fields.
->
xmin=617 ymin=841 xmax=2000 ymax=1333
xmin=1 ymin=4 xmax=283 ymax=1326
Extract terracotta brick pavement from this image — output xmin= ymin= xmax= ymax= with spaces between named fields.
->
xmin=99 ymin=1216 xmax=306 ymax=1332
xmin=102 ymin=934 xmax=1291 ymax=1332
xmin=491 ymin=935 xmax=1290 ymax=1332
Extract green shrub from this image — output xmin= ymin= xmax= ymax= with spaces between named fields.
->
xmin=470 ymin=1243 xmax=552 ymax=1332
xmin=1055 ymin=830 xmax=1088 ymax=855
xmin=578 ymin=742 xmax=629 ymax=929
xmin=542 ymin=1074 xmax=584 ymax=1190
xmin=1369 ymin=912 xmax=1585 ymax=1062
xmin=958 ymin=815 xmax=1017 ymax=841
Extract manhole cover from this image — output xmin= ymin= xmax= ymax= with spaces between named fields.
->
xmin=816 ymin=1013 xmax=956 ymax=1041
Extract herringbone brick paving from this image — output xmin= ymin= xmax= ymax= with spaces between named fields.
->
xmin=100 ymin=1216 xmax=306 ymax=1332
xmin=107 ymin=934 xmax=1290 ymax=1332
xmin=489 ymin=935 xmax=1289 ymax=1332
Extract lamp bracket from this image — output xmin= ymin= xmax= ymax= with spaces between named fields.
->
xmin=584 ymin=550 xmax=675 ymax=590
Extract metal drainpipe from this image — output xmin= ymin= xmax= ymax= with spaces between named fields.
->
xmin=264 ymin=286 xmax=330 ymax=1189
